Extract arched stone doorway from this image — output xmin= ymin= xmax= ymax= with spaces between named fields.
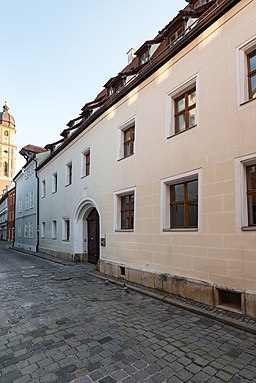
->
xmin=73 ymin=198 xmax=101 ymax=264
xmin=86 ymin=208 xmax=99 ymax=264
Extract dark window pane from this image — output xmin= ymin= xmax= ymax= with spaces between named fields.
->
xmin=247 ymin=165 xmax=256 ymax=190
xmin=121 ymin=212 xmax=130 ymax=229
xmin=188 ymin=180 xmax=198 ymax=200
xmin=189 ymin=108 xmax=196 ymax=128
xmin=248 ymin=194 xmax=256 ymax=225
xmin=121 ymin=195 xmax=130 ymax=209
xmin=250 ymin=75 xmax=256 ymax=99
xmin=187 ymin=204 xmax=198 ymax=227
xmin=171 ymin=205 xmax=184 ymax=227
xmin=171 ymin=184 xmax=184 ymax=201
xmin=176 ymin=97 xmax=185 ymax=112
xmin=249 ymin=52 xmax=256 ymax=72
xmin=175 ymin=114 xmax=186 ymax=133
xmin=188 ymin=91 xmax=196 ymax=106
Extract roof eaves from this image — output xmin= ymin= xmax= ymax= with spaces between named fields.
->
xmin=37 ymin=0 xmax=240 ymax=170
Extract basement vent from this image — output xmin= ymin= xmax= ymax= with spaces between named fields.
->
xmin=120 ymin=266 xmax=126 ymax=277
xmin=218 ymin=289 xmax=242 ymax=312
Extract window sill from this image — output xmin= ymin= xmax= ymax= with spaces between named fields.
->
xmin=65 ymin=183 xmax=72 ymax=187
xmin=81 ymin=174 xmax=90 ymax=179
xmin=52 ymin=191 xmax=57 ymax=194
xmin=167 ymin=125 xmax=197 ymax=139
xmin=118 ymin=153 xmax=134 ymax=162
xmin=115 ymin=229 xmax=134 ymax=233
xmin=163 ymin=228 xmax=198 ymax=232
xmin=62 ymin=239 xmax=70 ymax=242
xmin=240 ymin=98 xmax=256 ymax=107
xmin=241 ymin=226 xmax=256 ymax=231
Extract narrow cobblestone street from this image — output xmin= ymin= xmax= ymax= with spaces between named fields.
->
xmin=0 ymin=245 xmax=255 ymax=383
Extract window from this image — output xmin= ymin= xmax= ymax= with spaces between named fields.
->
xmin=248 ymin=50 xmax=256 ymax=100
xmin=170 ymin=27 xmax=183 ymax=45
xmin=24 ymin=222 xmax=29 ymax=238
xmin=66 ymin=162 xmax=72 ymax=186
xmin=18 ymin=198 xmax=22 ymax=213
xmin=238 ymin=38 xmax=256 ymax=104
xmin=161 ymin=169 xmax=202 ymax=231
xmin=170 ymin=180 xmax=198 ymax=228
xmin=194 ymin=0 xmax=211 ymax=9
xmin=17 ymin=223 xmax=22 ymax=238
xmin=123 ymin=125 xmax=135 ymax=158
xmin=141 ymin=50 xmax=150 ymax=65
xmin=52 ymin=220 xmax=57 ymax=239
xmin=82 ymin=149 xmax=90 ymax=178
xmin=3 ymin=161 xmax=8 ymax=176
xmin=121 ymin=194 xmax=134 ymax=230
xmin=29 ymin=222 xmax=33 ymax=238
xmin=63 ymin=219 xmax=70 ymax=241
xmin=174 ymin=88 xmax=196 ymax=134
xmin=114 ymin=188 xmax=136 ymax=231
xmin=25 ymin=193 xmax=29 ymax=210
xmin=117 ymin=118 xmax=136 ymax=160
xmin=167 ymin=76 xmax=198 ymax=137
xmin=41 ymin=180 xmax=46 ymax=198
xmin=235 ymin=155 xmax=256 ymax=230
xmin=41 ymin=222 xmax=45 ymax=238
xmin=246 ymin=164 xmax=256 ymax=226
xmin=52 ymin=173 xmax=58 ymax=193
xmin=29 ymin=191 xmax=34 ymax=208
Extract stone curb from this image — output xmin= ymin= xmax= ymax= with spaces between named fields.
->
xmin=88 ymin=271 xmax=256 ymax=336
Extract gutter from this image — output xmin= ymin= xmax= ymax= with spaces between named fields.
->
xmin=37 ymin=0 xmax=241 ymax=170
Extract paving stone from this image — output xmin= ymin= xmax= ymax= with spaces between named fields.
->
xmin=0 ymin=247 xmax=255 ymax=383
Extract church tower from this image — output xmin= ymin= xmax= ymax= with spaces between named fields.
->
xmin=0 ymin=101 xmax=16 ymax=195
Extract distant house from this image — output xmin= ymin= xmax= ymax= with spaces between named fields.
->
xmin=36 ymin=0 xmax=256 ymax=317
xmin=0 ymin=191 xmax=8 ymax=240
xmin=14 ymin=145 xmax=48 ymax=252
xmin=7 ymin=186 xmax=15 ymax=243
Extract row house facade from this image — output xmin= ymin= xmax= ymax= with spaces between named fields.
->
xmin=32 ymin=0 xmax=255 ymax=317
xmin=0 ymin=183 xmax=15 ymax=242
xmin=14 ymin=145 xmax=48 ymax=252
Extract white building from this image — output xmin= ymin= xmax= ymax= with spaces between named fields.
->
xmin=37 ymin=0 xmax=256 ymax=317
xmin=14 ymin=145 xmax=48 ymax=252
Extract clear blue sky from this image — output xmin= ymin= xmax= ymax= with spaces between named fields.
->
xmin=1 ymin=0 xmax=186 ymax=170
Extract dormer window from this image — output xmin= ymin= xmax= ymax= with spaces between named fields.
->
xmin=194 ymin=0 xmax=211 ymax=9
xmin=170 ymin=27 xmax=184 ymax=46
xmin=141 ymin=50 xmax=150 ymax=65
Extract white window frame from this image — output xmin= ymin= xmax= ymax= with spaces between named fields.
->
xmin=65 ymin=162 xmax=72 ymax=186
xmin=29 ymin=190 xmax=34 ymax=209
xmin=62 ymin=218 xmax=70 ymax=241
xmin=29 ymin=222 xmax=33 ymax=238
xmin=237 ymin=35 xmax=256 ymax=105
xmin=235 ymin=153 xmax=256 ymax=232
xmin=81 ymin=147 xmax=91 ymax=178
xmin=117 ymin=117 xmax=136 ymax=161
xmin=25 ymin=193 xmax=29 ymax=211
xmin=166 ymin=74 xmax=199 ymax=138
xmin=24 ymin=222 xmax=29 ymax=238
xmin=18 ymin=198 xmax=22 ymax=213
xmin=17 ymin=223 xmax=22 ymax=238
xmin=114 ymin=187 xmax=136 ymax=232
xmin=160 ymin=168 xmax=202 ymax=232
xmin=52 ymin=220 xmax=57 ymax=239
xmin=41 ymin=222 xmax=46 ymax=239
xmin=41 ymin=180 xmax=46 ymax=198
xmin=52 ymin=173 xmax=58 ymax=193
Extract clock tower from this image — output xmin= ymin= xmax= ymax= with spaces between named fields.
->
xmin=0 ymin=101 xmax=16 ymax=195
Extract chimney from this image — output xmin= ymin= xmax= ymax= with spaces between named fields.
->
xmin=127 ymin=48 xmax=136 ymax=64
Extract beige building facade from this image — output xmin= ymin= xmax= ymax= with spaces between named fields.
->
xmin=38 ymin=0 xmax=256 ymax=317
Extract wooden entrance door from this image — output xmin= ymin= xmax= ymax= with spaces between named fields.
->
xmin=87 ymin=208 xmax=99 ymax=264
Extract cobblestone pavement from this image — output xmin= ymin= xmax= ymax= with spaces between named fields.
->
xmin=0 ymin=245 xmax=256 ymax=383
